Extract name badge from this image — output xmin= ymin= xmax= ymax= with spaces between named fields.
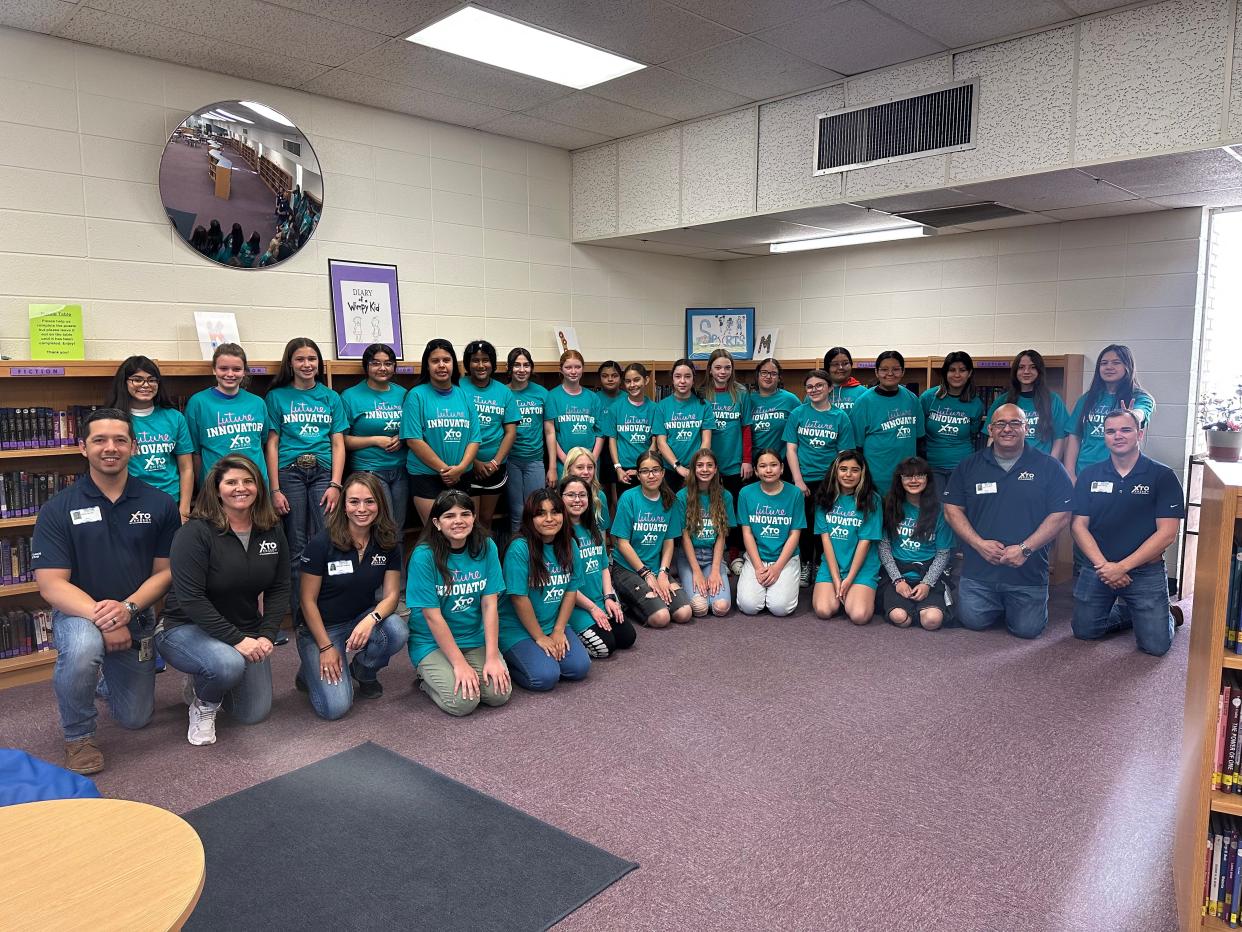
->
xmin=975 ymin=482 xmax=998 ymax=495
xmin=1090 ymin=481 xmax=1114 ymax=493
xmin=71 ymin=506 xmax=103 ymax=524
xmin=328 ymin=560 xmax=354 ymax=576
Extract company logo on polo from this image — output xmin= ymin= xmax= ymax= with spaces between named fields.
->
xmin=229 ymin=434 xmax=251 ymax=449
xmin=1131 ymin=484 xmax=1151 ymax=495
xmin=259 ymin=540 xmax=278 ymax=555
xmin=129 ymin=511 xmax=152 ymax=524
xmin=370 ymin=554 xmax=386 ymax=565
xmin=1017 ymin=471 xmax=1036 ymax=481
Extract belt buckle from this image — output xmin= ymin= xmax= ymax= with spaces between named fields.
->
xmin=295 ymin=454 xmax=318 ymax=469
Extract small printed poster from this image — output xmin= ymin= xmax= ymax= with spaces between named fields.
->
xmin=553 ymin=325 xmax=580 ymax=355
xmin=754 ymin=328 xmax=779 ymax=359
xmin=685 ymin=307 xmax=756 ymax=360
xmin=29 ymin=304 xmax=84 ymax=359
xmin=194 ymin=311 xmax=241 ymax=360
xmin=329 ymin=260 xmax=403 ymax=359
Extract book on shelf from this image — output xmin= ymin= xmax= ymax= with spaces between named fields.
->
xmin=0 ymin=608 xmax=53 ymax=658
xmin=0 ymin=536 xmax=34 ymax=586
xmin=1211 ymin=674 xmax=1242 ymax=795
xmin=0 ymin=470 xmax=76 ymax=519
xmin=0 ymin=405 xmax=96 ymax=450
xmin=1226 ymin=541 xmax=1242 ymax=652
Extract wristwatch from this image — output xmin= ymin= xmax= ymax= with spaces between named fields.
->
xmin=1019 ymin=544 xmax=1033 ymax=558
xmin=604 ymin=593 xmax=619 ymax=603
xmin=123 ymin=601 xmax=140 ymax=620
xmin=369 ymin=610 xmax=382 ymax=624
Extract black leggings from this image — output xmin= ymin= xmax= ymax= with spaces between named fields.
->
xmin=575 ymin=619 xmax=637 ymax=658
xmin=800 ymin=481 xmax=823 ymax=566
xmin=721 ymin=472 xmax=744 ymax=552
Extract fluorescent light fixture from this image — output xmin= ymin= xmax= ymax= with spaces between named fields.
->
xmin=214 ymin=108 xmax=254 ymax=124
xmin=406 ymin=5 xmax=645 ymax=89
xmin=769 ymin=226 xmax=930 ymax=253
xmin=240 ymin=101 xmax=295 ymax=127
xmin=203 ymin=112 xmax=234 ymax=122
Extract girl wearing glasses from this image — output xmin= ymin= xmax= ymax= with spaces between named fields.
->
xmin=749 ymin=358 xmax=800 ymax=472
xmin=878 ymin=457 xmax=954 ymax=630
xmin=106 ymin=356 xmax=194 ymax=522
xmin=564 ymin=447 xmax=610 ymax=528
xmin=676 ymin=449 xmax=735 ymax=617
xmin=848 ymin=350 xmax=924 ymax=494
xmin=824 ymin=347 xmax=868 ymax=413
xmin=611 ymin=451 xmax=693 ymax=627
xmin=560 ymin=475 xmax=635 ymax=657
xmin=736 ymin=449 xmax=806 ymax=617
xmin=340 ymin=343 xmax=408 ymax=530
xmin=986 ymin=349 xmax=1071 ymax=458
xmin=185 ymin=343 xmax=270 ymax=485
xmin=655 ymin=358 xmax=715 ymax=493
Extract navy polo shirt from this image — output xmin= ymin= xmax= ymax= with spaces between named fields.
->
xmin=31 ymin=474 xmax=179 ymax=602
xmin=299 ymin=529 xmax=402 ymax=626
xmin=943 ymin=445 xmax=1073 ymax=586
xmin=1073 ymin=454 xmax=1184 ymax=564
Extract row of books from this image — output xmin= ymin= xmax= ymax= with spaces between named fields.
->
xmin=2 ymin=536 xmax=33 ymax=587
xmin=0 ymin=608 xmax=52 ymax=658
xmin=1224 ymin=542 xmax=1242 ymax=652
xmin=1 ymin=405 xmax=100 ymax=450
xmin=0 ymin=471 xmax=78 ymax=519
xmin=1214 ymin=673 xmax=1242 ymax=792
xmin=1206 ymin=815 xmax=1242 ymax=922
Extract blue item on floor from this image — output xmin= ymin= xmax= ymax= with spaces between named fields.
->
xmin=0 ymin=748 xmax=101 ymax=807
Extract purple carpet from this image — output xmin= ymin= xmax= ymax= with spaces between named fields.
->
xmin=158 ymin=136 xmax=277 ymax=249
xmin=0 ymin=585 xmax=1184 ymax=931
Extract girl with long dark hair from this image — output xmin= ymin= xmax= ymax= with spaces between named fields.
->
xmin=749 ymin=357 xmax=799 ymax=470
xmin=655 ymin=358 xmax=714 ymax=492
xmin=1064 ymin=344 xmax=1155 ymax=482
xmin=824 ymin=346 xmax=868 ymax=412
xmin=920 ymin=351 xmax=985 ymax=489
xmin=987 ymin=349 xmax=1071 ymax=458
xmin=878 ymin=457 xmax=954 ymax=630
xmin=676 ymin=449 xmax=735 ymax=617
xmin=341 ymin=343 xmax=408 ymax=530
xmin=462 ymin=339 xmax=519 ymax=534
xmin=812 ymin=449 xmax=882 ymax=625
xmin=596 ymin=360 xmax=624 ymax=509
xmin=504 ymin=347 xmax=548 ymax=534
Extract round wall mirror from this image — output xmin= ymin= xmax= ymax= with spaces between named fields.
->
xmin=158 ymin=100 xmax=324 ymax=269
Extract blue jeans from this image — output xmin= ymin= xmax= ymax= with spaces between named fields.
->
xmin=506 ymin=458 xmax=546 ymax=531
xmin=295 ymin=613 xmax=408 ymax=720
xmin=363 ymin=467 xmax=408 ymax=533
xmin=53 ymin=612 xmax=156 ymax=741
xmin=280 ymin=464 xmax=332 ymax=623
xmin=1072 ymin=562 xmax=1174 ymax=656
xmin=503 ymin=633 xmax=590 ymax=691
xmin=957 ymin=577 xmax=1049 ymax=639
xmin=676 ymin=548 xmax=732 ymax=615
xmin=155 ymin=623 xmax=272 ymax=724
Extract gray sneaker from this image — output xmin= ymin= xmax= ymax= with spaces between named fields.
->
xmin=187 ymin=698 xmax=220 ymax=746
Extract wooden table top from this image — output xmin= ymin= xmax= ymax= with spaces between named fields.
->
xmin=0 ymin=797 xmax=204 ymax=931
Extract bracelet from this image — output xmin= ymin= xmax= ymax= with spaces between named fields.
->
xmin=615 ymin=463 xmax=625 ymax=472
xmin=328 ymin=481 xmax=343 ymax=491
xmin=604 ymin=593 xmax=619 ymax=602
xmin=318 ymin=643 xmax=333 ymax=653
xmin=272 ymin=488 xmax=281 ymax=494
xmin=639 ymin=567 xmax=653 ymax=578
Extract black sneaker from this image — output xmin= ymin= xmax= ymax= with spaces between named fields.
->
xmin=351 ymin=659 xmax=382 ymax=699
xmin=294 ymin=672 xmax=308 ymax=692
xmin=273 ymin=632 xmax=289 ymax=646
xmin=1171 ymin=604 xmax=1184 ymax=628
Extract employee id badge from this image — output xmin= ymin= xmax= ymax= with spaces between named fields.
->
xmin=1090 ymin=481 xmax=1114 ymax=493
xmin=975 ymin=482 xmax=998 ymax=495
xmin=71 ymin=505 xmax=103 ymax=524
xmin=327 ymin=560 xmax=354 ymax=576
xmin=136 ymin=637 xmax=154 ymax=662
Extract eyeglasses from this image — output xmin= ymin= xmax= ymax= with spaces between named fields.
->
xmin=127 ymin=377 xmax=159 ymax=387
xmin=561 ymin=491 xmax=588 ymax=500
xmin=902 ymin=474 xmax=928 ymax=481
xmin=829 ymin=362 xmax=851 ymax=370
xmin=637 ymin=467 xmax=664 ymax=477
xmin=367 ymin=360 xmax=395 ymax=368
xmin=876 ymin=367 xmax=903 ymax=375
xmin=992 ymin=420 xmax=1025 ymax=432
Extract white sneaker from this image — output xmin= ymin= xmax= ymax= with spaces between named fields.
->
xmin=187 ymin=698 xmax=220 ymax=746
xmin=799 ymin=561 xmax=812 ymax=588
xmin=729 ymin=557 xmax=745 ymax=576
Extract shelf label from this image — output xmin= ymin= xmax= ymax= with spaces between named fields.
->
xmin=396 ymin=365 xmax=414 ymax=374
xmin=248 ymin=366 xmax=268 ymax=374
xmin=9 ymin=366 xmax=66 ymax=376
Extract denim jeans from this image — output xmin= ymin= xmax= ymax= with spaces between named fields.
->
xmin=506 ymin=458 xmax=546 ymax=531
xmin=155 ymin=623 xmax=272 ymax=724
xmin=280 ymin=464 xmax=332 ymax=623
xmin=1072 ymin=562 xmax=1174 ymax=656
xmin=957 ymin=577 xmax=1049 ymax=639
xmin=53 ymin=612 xmax=156 ymax=741
xmin=676 ymin=548 xmax=732 ymax=615
xmin=363 ymin=467 xmax=408 ymax=534
xmin=503 ymin=633 xmax=590 ymax=691
xmin=295 ymin=613 xmax=408 ymax=720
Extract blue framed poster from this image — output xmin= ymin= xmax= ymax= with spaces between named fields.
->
xmin=685 ymin=307 xmax=756 ymax=360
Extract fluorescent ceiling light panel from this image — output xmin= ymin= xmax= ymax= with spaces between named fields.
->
xmin=406 ymin=5 xmax=645 ymax=89
xmin=769 ymin=226 xmax=930 ymax=253
xmin=240 ymin=101 xmax=295 ymax=127
xmin=213 ymin=108 xmax=254 ymax=124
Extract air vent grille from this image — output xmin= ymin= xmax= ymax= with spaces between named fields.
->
xmin=283 ymin=139 xmax=301 ymax=157
xmin=815 ymin=81 xmax=976 ymax=175
xmin=893 ymin=202 xmax=1026 ymax=228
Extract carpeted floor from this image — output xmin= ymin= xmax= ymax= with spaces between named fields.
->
xmin=0 ymin=584 xmax=1185 ymax=932
xmin=158 ymin=136 xmax=277 ymax=250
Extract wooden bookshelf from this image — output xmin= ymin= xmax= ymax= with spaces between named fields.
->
xmin=0 ymin=447 xmax=80 ymax=461
xmin=0 ymin=651 xmax=56 ymax=689
xmin=1175 ymin=460 xmax=1242 ymax=930
xmin=258 ymin=156 xmax=291 ymax=199
xmin=0 ymin=516 xmax=37 ymax=530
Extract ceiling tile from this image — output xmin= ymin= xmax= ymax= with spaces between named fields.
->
xmin=1039 ymin=200 xmax=1164 ymax=221
xmin=1087 ymin=149 xmax=1242 ymax=198
xmin=663 ymin=36 xmax=842 ymax=100
xmin=694 ymin=249 xmax=747 ymax=259
xmin=1060 ymin=0 xmax=1137 ymax=14
xmin=259 ymin=0 xmax=457 ymax=38
xmin=339 ymin=40 xmax=569 ymax=110
xmin=754 ymin=1 xmax=944 ymax=76
xmin=772 ymin=203 xmax=919 ymax=232
xmin=526 ymin=92 xmax=672 ymax=136
xmin=855 ymin=189 xmax=973 ymax=214
xmin=1149 ymin=188 xmax=1242 ymax=209
xmin=664 ymin=0 xmax=847 ymax=34
xmin=588 ymin=66 xmax=751 ymax=121
xmin=689 ymin=217 xmax=836 ymax=245
xmin=475 ymin=112 xmax=611 ymax=149
xmin=60 ymin=7 xmax=332 ymax=86
xmin=304 ymin=69 xmax=509 ymax=127
xmin=953 ymin=168 xmax=1136 ymax=211
xmin=589 ymin=236 xmax=713 ymax=256
xmin=867 ymin=0 xmax=1075 ymax=48
xmin=84 ymin=0 xmax=389 ymax=67
xmin=474 ymin=0 xmax=741 ymax=64
xmin=0 ymin=0 xmax=76 ymax=32
xmin=642 ymin=227 xmax=754 ymax=248
xmin=957 ymin=213 xmax=1058 ymax=230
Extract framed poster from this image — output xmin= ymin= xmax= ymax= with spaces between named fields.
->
xmin=329 ymin=260 xmax=403 ymax=359
xmin=685 ymin=307 xmax=756 ymax=360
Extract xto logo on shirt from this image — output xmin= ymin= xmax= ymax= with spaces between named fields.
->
xmin=1017 ymin=471 xmax=1036 ymax=481
xmin=370 ymin=554 xmax=387 ymax=565
xmin=1131 ymin=484 xmax=1151 ymax=495
xmin=451 ymin=595 xmax=474 ymax=612
xmin=129 ymin=511 xmax=152 ymax=524
xmin=229 ymin=434 xmax=252 ymax=449
xmin=259 ymin=540 xmax=278 ymax=555
xmin=144 ymin=455 xmax=167 ymax=471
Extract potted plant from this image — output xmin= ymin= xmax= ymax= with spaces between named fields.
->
xmin=1200 ymin=383 xmax=1242 ymax=462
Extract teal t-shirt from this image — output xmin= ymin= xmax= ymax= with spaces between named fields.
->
xmin=848 ymin=387 xmax=925 ymax=493
xmin=341 ymin=381 xmax=407 ymax=472
xmin=887 ymin=501 xmax=955 ymax=580
xmin=706 ymin=389 xmax=751 ymax=476
xmin=571 ymin=523 xmax=608 ymax=607
xmin=185 ymin=388 xmax=270 ymax=481
xmin=676 ymin=487 xmax=736 ymax=549
xmin=509 ymin=382 xmax=548 ymax=463
xmin=985 ymin=392 xmax=1072 ymax=455
xmin=782 ymin=404 xmax=856 ymax=483
xmin=750 ymin=389 xmax=800 ymax=457
xmin=814 ymin=492 xmax=882 ymax=587
xmin=919 ymin=388 xmax=985 ymax=470
xmin=128 ymin=407 xmax=194 ymax=501
xmin=828 ymin=383 xmax=869 ymax=413
xmin=497 ymin=538 xmax=583 ymax=652
xmin=607 ymin=397 xmax=661 ymax=468
xmin=655 ymin=395 xmax=715 ymax=467
xmin=400 ymin=383 xmax=481 ymax=476
xmin=406 ymin=539 xmax=504 ymax=666
xmin=611 ymin=486 xmax=685 ymax=572
xmin=737 ymin=482 xmax=806 ymax=564
xmin=544 ymin=386 xmax=602 ymax=459
xmin=265 ymin=382 xmax=347 ymax=469
xmin=1069 ymin=389 xmax=1156 ymax=469
xmin=463 ymin=379 xmax=520 ymax=463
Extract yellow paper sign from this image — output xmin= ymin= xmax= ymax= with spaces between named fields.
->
xmin=29 ymin=304 xmax=84 ymax=359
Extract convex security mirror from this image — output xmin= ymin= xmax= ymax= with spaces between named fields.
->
xmin=159 ymin=100 xmax=324 ymax=269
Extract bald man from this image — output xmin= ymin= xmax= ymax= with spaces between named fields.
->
xmin=942 ymin=404 xmax=1073 ymax=638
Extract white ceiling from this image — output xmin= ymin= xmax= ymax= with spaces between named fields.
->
xmin=4 ymin=0 xmax=1137 ymax=149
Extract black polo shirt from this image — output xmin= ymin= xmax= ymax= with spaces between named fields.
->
xmin=31 ymin=474 xmax=179 ymax=601
xmin=300 ymin=529 xmax=402 ymax=626
xmin=1072 ymin=454 xmax=1184 ymax=564
xmin=943 ymin=445 xmax=1073 ymax=586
